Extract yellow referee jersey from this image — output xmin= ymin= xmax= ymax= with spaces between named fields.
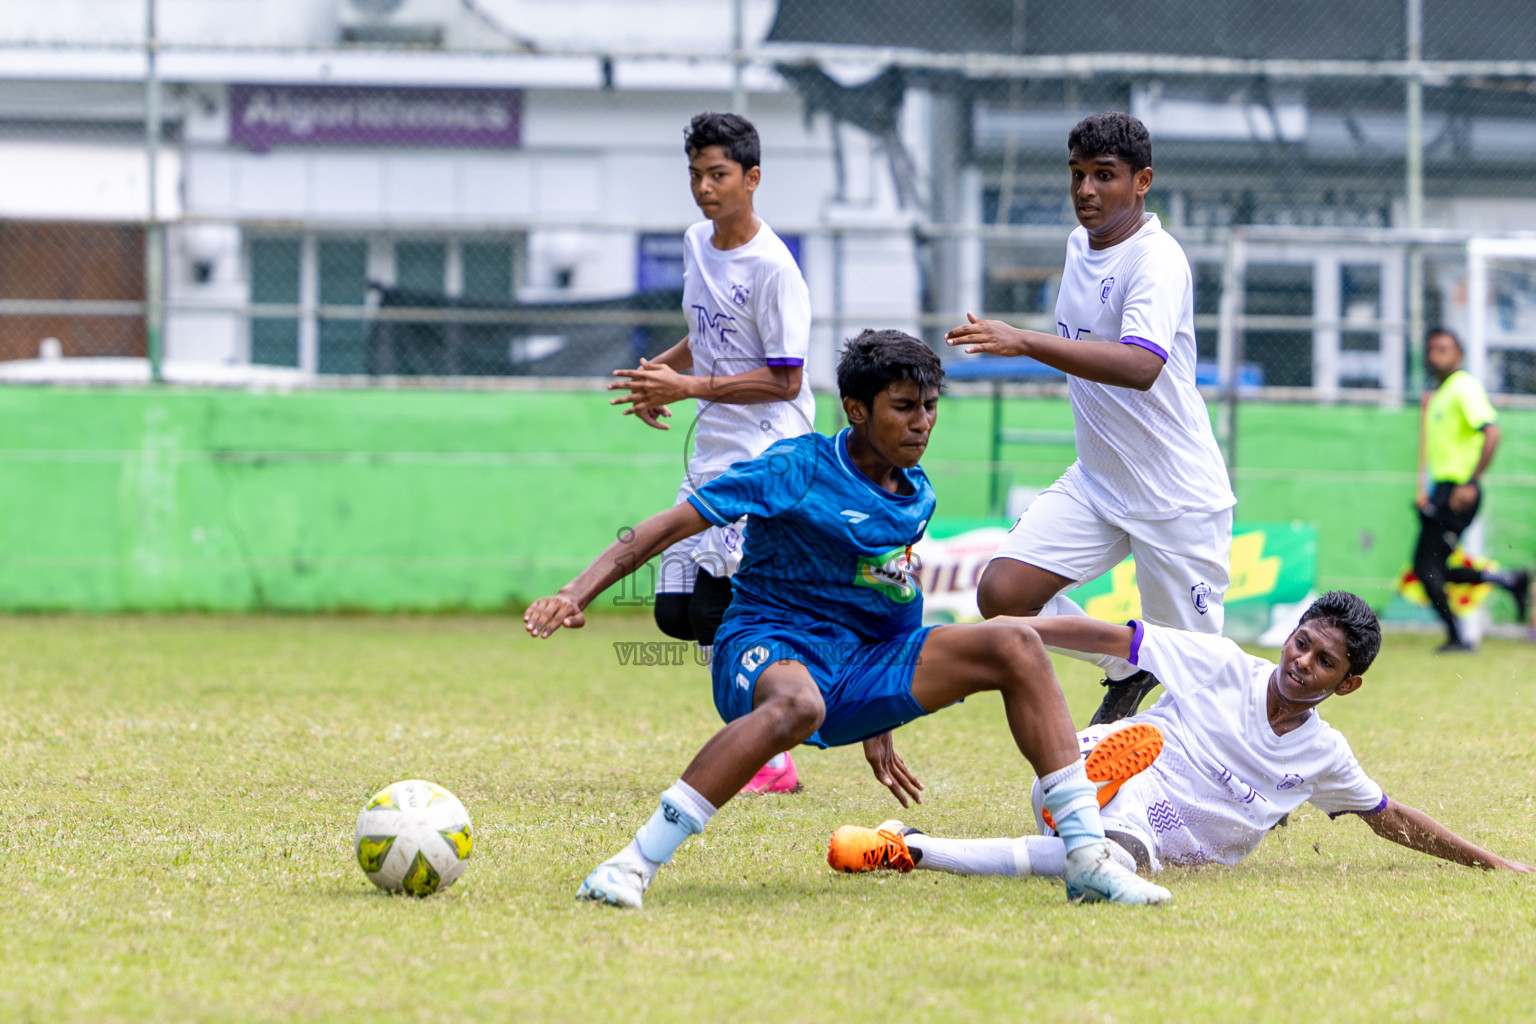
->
xmin=1425 ymin=369 xmax=1496 ymax=484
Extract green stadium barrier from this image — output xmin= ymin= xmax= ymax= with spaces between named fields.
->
xmin=0 ymin=386 xmax=1529 ymax=614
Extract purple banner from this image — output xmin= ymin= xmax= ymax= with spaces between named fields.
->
xmin=230 ymin=84 xmax=522 ymax=150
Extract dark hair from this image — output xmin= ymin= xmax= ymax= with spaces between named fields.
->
xmin=684 ymin=112 xmax=760 ymax=171
xmin=836 ymin=329 xmax=945 ymax=410
xmin=1068 ymin=111 xmax=1153 ymax=173
xmin=1298 ymin=591 xmax=1381 ymax=677
xmin=1426 ymin=326 xmax=1463 ymax=352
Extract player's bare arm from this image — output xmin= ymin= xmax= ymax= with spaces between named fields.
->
xmin=944 ymin=313 xmax=1164 ymax=390
xmin=610 ymin=359 xmax=802 ymax=418
xmin=862 ymin=730 xmax=924 ymax=807
xmin=1361 ymin=798 xmax=1533 ymax=872
xmin=647 ymin=335 xmax=694 ymax=372
xmin=524 ymin=502 xmax=710 ymax=638
xmin=1015 ymin=615 xmax=1136 ymax=661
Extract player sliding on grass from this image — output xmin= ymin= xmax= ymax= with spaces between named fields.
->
xmin=945 ymin=112 xmax=1235 ymax=726
xmin=828 ymin=591 xmax=1533 ymax=880
xmin=526 ymin=331 xmax=1172 ymax=909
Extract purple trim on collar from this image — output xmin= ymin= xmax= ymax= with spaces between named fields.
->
xmin=1327 ymin=793 xmax=1389 ymax=819
xmin=765 ymin=357 xmax=804 ymax=367
xmin=1127 ymin=620 xmax=1145 ymax=667
xmin=1121 ymin=336 xmax=1168 ymax=363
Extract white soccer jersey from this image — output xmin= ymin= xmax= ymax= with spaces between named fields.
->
xmin=1053 ymin=215 xmax=1235 ymax=519
xmin=1106 ymin=622 xmax=1386 ymax=868
xmin=681 ymin=219 xmax=816 ymax=478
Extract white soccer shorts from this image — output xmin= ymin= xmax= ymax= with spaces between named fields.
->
xmin=990 ymin=465 xmax=1232 ymax=633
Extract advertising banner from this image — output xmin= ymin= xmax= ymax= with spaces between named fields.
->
xmin=914 ymin=519 xmax=1318 ymax=639
xmin=230 ymin=84 xmax=523 ymax=150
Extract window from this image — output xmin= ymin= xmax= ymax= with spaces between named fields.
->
xmin=248 ymin=237 xmax=300 ymax=367
xmin=245 ymin=232 xmax=520 ymax=373
xmin=317 ymin=240 xmax=369 ymax=375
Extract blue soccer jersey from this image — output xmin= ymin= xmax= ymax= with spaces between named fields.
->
xmin=686 ymin=429 xmax=935 ymax=643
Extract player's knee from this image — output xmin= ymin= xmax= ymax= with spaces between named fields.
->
xmin=760 ymin=687 xmax=824 ymax=743
xmin=976 ymin=568 xmax=1044 ymax=620
xmin=989 ymin=622 xmax=1051 ymax=690
xmin=946 ymin=620 xmax=1044 ymax=694
xmin=975 ymin=571 xmax=1009 ymax=618
xmin=653 ymin=594 xmax=696 ymax=642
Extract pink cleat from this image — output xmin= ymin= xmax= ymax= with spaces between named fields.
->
xmin=740 ymin=751 xmax=801 ymax=794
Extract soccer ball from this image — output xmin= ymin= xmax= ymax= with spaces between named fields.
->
xmin=354 ymin=779 xmax=473 ymax=897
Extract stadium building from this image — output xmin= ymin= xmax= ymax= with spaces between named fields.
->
xmin=1 ymin=0 xmax=1535 ymax=394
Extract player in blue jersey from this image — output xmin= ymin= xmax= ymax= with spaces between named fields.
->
xmin=525 ymin=330 xmax=1172 ymax=909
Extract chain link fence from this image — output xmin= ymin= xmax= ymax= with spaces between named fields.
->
xmin=2 ymin=0 xmax=1536 ymax=397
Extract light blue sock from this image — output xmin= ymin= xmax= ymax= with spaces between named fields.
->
xmin=633 ymin=780 xmax=717 ymax=864
xmin=1037 ymin=761 xmax=1105 ymax=855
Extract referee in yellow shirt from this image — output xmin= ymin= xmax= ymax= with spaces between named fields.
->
xmin=1414 ymin=328 xmax=1529 ymax=651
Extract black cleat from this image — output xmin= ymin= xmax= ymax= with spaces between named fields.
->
xmin=1435 ymin=640 xmax=1476 ymax=654
xmin=1104 ymin=829 xmax=1153 ymax=872
xmin=1089 ymin=669 xmax=1162 ymax=726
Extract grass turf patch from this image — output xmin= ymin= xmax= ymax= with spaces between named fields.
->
xmin=1 ymin=614 xmax=1533 ymax=1023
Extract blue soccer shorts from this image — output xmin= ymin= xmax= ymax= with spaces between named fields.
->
xmin=710 ymin=619 xmax=935 ymax=748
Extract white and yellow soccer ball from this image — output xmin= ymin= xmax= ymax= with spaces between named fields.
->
xmin=354 ymin=779 xmax=473 ymax=897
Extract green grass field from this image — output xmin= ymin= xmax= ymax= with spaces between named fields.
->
xmin=3 ymin=613 xmax=1534 ymax=1023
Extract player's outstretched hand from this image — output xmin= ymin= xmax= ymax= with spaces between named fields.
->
xmin=524 ymin=594 xmax=585 ymax=638
xmin=944 ymin=312 xmax=1031 ymax=357
xmin=1494 ymin=856 xmax=1535 ymax=872
xmin=863 ymin=731 xmax=924 ymax=808
xmin=609 ymin=358 xmax=691 ymax=426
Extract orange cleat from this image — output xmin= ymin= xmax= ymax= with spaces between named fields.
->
xmin=1042 ymin=722 xmax=1164 ymax=830
xmin=827 ymin=819 xmax=916 ymax=873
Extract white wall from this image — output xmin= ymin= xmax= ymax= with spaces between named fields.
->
xmin=2 ymin=0 xmax=336 ymax=47
xmin=0 ymin=142 xmax=179 ymax=220
xmin=164 ymin=223 xmax=246 ymax=364
xmin=1426 ymin=198 xmax=1536 ymax=234
xmin=0 ymin=0 xmax=778 ymax=51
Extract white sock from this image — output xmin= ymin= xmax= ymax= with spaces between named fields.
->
xmin=1041 ymin=593 xmax=1138 ymax=680
xmin=1019 ymin=835 xmax=1067 ymax=876
xmin=633 ymin=779 xmax=717 ymax=864
xmin=906 ymin=834 xmax=1067 ymax=878
xmin=764 ymin=752 xmax=787 ymax=770
xmin=1037 ymin=760 xmax=1105 ymax=855
xmin=908 ymin=834 xmax=1018 ymax=876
